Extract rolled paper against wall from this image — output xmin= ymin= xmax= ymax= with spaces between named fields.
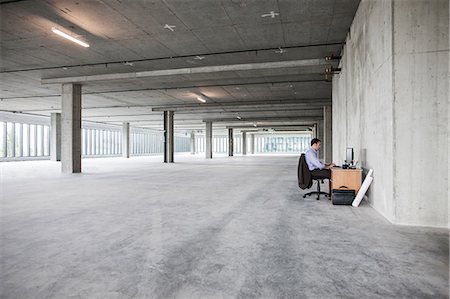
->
xmin=352 ymin=175 xmax=373 ymax=207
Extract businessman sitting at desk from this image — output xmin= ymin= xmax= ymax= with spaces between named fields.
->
xmin=305 ymin=138 xmax=335 ymax=179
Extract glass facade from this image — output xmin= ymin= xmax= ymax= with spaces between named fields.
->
xmin=253 ymin=135 xmax=311 ymax=153
xmin=82 ymin=128 xmax=122 ymax=156
xmin=0 ymin=120 xmax=191 ymax=161
xmin=131 ymin=131 xmax=163 ymax=155
xmin=195 ymin=134 xmax=312 ymax=154
xmin=130 ymin=131 xmax=190 ymax=155
xmin=0 ymin=121 xmax=50 ymax=159
xmin=1 ymin=118 xmax=310 ymax=161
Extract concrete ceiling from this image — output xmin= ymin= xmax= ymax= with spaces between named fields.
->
xmin=0 ymin=0 xmax=360 ymax=132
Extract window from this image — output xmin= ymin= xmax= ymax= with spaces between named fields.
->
xmin=14 ymin=123 xmax=21 ymax=157
xmin=43 ymin=126 xmax=50 ymax=156
xmin=22 ymin=124 xmax=29 ymax=156
xmin=0 ymin=121 xmax=52 ymax=160
xmin=6 ymin=122 xmax=14 ymax=157
xmin=0 ymin=117 xmax=194 ymax=161
xmin=29 ymin=125 xmax=36 ymax=156
xmin=0 ymin=122 xmax=5 ymax=158
xmin=36 ymin=125 xmax=43 ymax=156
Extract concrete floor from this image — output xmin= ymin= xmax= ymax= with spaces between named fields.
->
xmin=1 ymin=155 xmax=448 ymax=299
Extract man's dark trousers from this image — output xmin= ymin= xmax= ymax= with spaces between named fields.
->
xmin=310 ymin=168 xmax=331 ymax=179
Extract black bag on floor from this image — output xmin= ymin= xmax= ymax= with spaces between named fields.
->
xmin=331 ymin=189 xmax=355 ymax=205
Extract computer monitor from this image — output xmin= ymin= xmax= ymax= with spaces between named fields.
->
xmin=346 ymin=147 xmax=354 ymax=165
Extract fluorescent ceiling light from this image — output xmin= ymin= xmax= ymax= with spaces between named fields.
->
xmin=196 ymin=96 xmax=206 ymax=103
xmin=52 ymin=27 xmax=89 ymax=48
xmin=236 ymin=115 xmax=242 ymax=120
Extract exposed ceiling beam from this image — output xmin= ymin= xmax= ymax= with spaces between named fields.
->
xmin=3 ymin=79 xmax=329 ymax=100
xmin=3 ymin=42 xmax=343 ymax=74
xmin=77 ymin=109 xmax=322 ymax=120
xmin=229 ymin=125 xmax=312 ymax=130
xmin=151 ymin=98 xmax=331 ymax=111
xmin=160 ymin=107 xmax=323 ymax=114
xmin=9 ymin=98 xmax=331 ymax=113
xmin=202 ymin=116 xmax=321 ymax=123
xmin=41 ymin=59 xmax=330 ymax=84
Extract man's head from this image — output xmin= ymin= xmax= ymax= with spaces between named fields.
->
xmin=311 ymin=138 xmax=321 ymax=151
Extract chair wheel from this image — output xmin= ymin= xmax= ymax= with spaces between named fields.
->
xmin=303 ymin=195 xmax=306 ymax=198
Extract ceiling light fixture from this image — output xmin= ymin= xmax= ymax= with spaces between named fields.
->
xmin=194 ymin=56 xmax=205 ymax=60
xmin=253 ymin=123 xmax=257 ymax=127
xmin=236 ymin=115 xmax=242 ymax=120
xmin=261 ymin=11 xmax=279 ymax=18
xmin=275 ymin=47 xmax=286 ymax=54
xmin=51 ymin=27 xmax=89 ymax=47
xmin=164 ymin=24 xmax=176 ymax=32
xmin=196 ymin=96 xmax=206 ymax=103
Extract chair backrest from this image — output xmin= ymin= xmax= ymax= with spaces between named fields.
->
xmin=298 ymin=153 xmax=313 ymax=189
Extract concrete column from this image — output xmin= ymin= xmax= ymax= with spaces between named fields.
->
xmin=50 ymin=113 xmax=61 ymax=161
xmin=163 ymin=111 xmax=174 ymax=163
xmin=122 ymin=122 xmax=130 ymax=158
xmin=61 ymin=83 xmax=82 ymax=173
xmin=242 ymin=131 xmax=247 ymax=155
xmin=317 ymin=120 xmax=324 ymax=160
xmin=228 ymin=128 xmax=233 ymax=157
xmin=250 ymin=134 xmax=255 ymax=154
xmin=323 ymin=106 xmax=332 ymax=163
xmin=190 ymin=131 xmax=195 ymax=155
xmin=205 ymin=122 xmax=212 ymax=159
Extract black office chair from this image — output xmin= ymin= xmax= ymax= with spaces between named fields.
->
xmin=303 ymin=176 xmax=329 ymax=200
xmin=298 ymin=154 xmax=329 ymax=200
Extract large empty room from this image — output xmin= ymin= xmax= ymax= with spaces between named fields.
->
xmin=0 ymin=0 xmax=449 ymax=298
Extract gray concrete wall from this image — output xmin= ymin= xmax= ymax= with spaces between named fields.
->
xmin=333 ymin=0 xmax=449 ymax=227
xmin=392 ymin=0 xmax=449 ymax=226
xmin=333 ymin=0 xmax=395 ymax=222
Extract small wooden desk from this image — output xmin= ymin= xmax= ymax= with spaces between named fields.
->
xmin=330 ymin=168 xmax=362 ymax=194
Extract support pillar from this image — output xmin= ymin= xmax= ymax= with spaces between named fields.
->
xmin=122 ymin=122 xmax=130 ymax=158
xmin=251 ymin=134 xmax=255 ymax=154
xmin=205 ymin=122 xmax=212 ymax=159
xmin=190 ymin=131 xmax=195 ymax=155
xmin=61 ymin=83 xmax=82 ymax=173
xmin=50 ymin=113 xmax=61 ymax=161
xmin=323 ymin=106 xmax=332 ymax=163
xmin=242 ymin=131 xmax=247 ymax=155
xmin=317 ymin=120 xmax=324 ymax=160
xmin=163 ymin=111 xmax=174 ymax=163
xmin=228 ymin=128 xmax=233 ymax=157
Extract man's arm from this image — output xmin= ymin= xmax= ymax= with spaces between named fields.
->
xmin=324 ymin=163 xmax=336 ymax=169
